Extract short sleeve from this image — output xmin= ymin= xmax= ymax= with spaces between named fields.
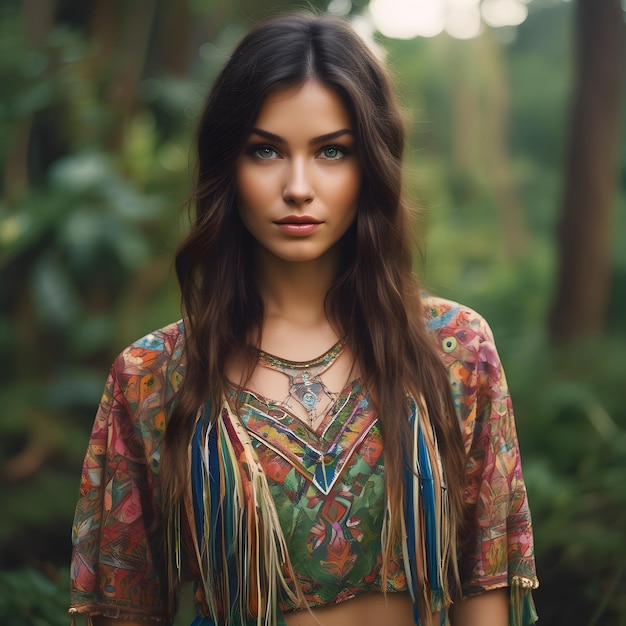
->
xmin=424 ymin=297 xmax=538 ymax=625
xmin=69 ymin=324 xmax=184 ymax=623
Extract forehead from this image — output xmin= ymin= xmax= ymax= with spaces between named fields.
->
xmin=252 ymin=80 xmax=352 ymax=136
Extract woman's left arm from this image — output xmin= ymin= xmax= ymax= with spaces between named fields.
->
xmin=424 ymin=298 xmax=539 ymax=625
xmin=449 ymin=589 xmax=508 ymax=626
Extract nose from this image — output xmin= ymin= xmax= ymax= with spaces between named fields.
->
xmin=283 ymin=158 xmax=314 ymax=206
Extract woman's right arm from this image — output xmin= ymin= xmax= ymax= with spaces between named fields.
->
xmin=70 ymin=325 xmax=184 ymax=625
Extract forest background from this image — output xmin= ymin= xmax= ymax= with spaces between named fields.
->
xmin=0 ymin=0 xmax=624 ymax=624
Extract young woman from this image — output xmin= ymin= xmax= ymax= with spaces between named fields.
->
xmin=69 ymin=13 xmax=538 ymax=626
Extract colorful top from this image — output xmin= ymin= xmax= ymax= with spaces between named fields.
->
xmin=69 ymin=296 xmax=538 ymax=625
xmin=227 ymin=380 xmax=407 ymax=610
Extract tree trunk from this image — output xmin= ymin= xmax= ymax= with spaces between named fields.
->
xmin=479 ymin=33 xmax=529 ymax=261
xmin=96 ymin=0 xmax=158 ymax=150
xmin=450 ymin=33 xmax=530 ymax=261
xmin=548 ymin=0 xmax=625 ymax=343
xmin=3 ymin=0 xmax=56 ymax=202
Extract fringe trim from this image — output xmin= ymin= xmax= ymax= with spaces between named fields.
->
xmin=165 ymin=405 xmax=206 ymax=617
xmin=182 ymin=398 xmax=307 ymax=626
xmin=68 ymin=615 xmax=92 ymax=626
xmin=224 ymin=401 xmax=307 ymax=625
xmin=399 ymin=396 xmax=457 ymax=625
xmin=509 ymin=576 xmax=539 ymax=626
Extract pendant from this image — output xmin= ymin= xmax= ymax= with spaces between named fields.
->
xmin=257 ymin=340 xmax=346 ymax=427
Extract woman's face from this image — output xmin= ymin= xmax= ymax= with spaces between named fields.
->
xmin=236 ymin=80 xmax=360 ymax=267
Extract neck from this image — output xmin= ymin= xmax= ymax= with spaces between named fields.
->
xmin=254 ymin=248 xmax=339 ymax=330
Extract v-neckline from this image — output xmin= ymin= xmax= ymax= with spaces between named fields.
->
xmin=228 ymin=379 xmax=379 ymax=494
xmin=233 ymin=374 xmax=360 ymax=438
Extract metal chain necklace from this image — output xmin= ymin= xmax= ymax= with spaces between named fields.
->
xmin=257 ymin=339 xmax=346 ymax=428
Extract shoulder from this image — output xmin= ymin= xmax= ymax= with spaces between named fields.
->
xmin=422 ymin=295 xmax=511 ymax=430
xmin=421 ymin=294 xmax=506 ymax=394
xmin=114 ymin=321 xmax=185 ymax=371
xmin=109 ymin=320 xmax=187 ymax=399
xmin=421 ymin=294 xmax=496 ymax=362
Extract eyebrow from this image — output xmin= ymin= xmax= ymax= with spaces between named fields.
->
xmin=249 ymin=128 xmax=354 ymax=145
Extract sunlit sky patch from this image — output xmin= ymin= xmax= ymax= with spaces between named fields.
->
xmin=367 ymin=0 xmax=532 ymax=40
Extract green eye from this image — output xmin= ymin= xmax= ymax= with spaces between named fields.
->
xmin=321 ymin=146 xmax=344 ymax=160
xmin=442 ymin=337 xmax=457 ymax=353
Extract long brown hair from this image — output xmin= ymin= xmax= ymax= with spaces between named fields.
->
xmin=162 ymin=12 xmax=465 ymax=623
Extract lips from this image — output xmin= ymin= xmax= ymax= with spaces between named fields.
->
xmin=274 ymin=215 xmax=322 ymax=225
xmin=273 ymin=216 xmax=323 ymax=237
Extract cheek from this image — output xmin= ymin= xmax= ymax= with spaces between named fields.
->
xmin=236 ymin=167 xmax=257 ymax=207
xmin=335 ymin=166 xmax=361 ymax=214
xmin=236 ymin=165 xmax=270 ymax=221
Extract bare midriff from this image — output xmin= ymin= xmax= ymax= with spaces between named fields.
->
xmin=284 ymin=591 xmax=434 ymax=626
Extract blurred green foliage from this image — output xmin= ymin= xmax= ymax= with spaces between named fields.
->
xmin=0 ymin=568 xmax=70 ymax=626
xmin=0 ymin=1 xmax=624 ymax=625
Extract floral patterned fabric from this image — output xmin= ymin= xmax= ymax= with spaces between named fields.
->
xmin=69 ymin=296 xmax=538 ymax=624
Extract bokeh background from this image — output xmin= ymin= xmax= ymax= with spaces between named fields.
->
xmin=1 ymin=0 xmax=624 ymax=624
